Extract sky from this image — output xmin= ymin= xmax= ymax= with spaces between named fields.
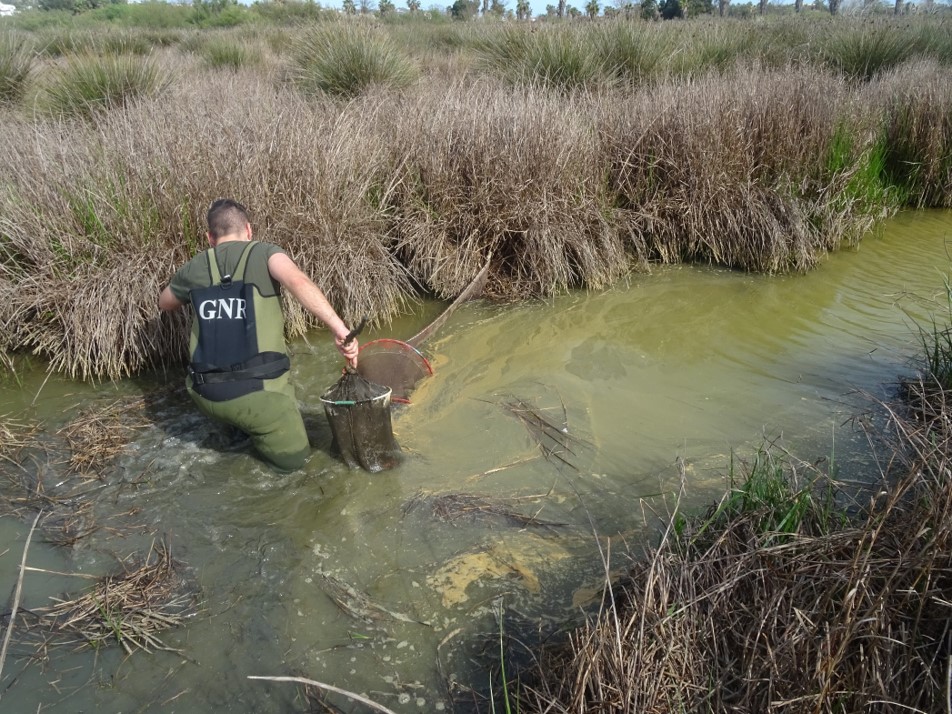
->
xmin=240 ymin=0 xmax=601 ymax=19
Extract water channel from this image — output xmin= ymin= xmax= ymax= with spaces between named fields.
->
xmin=1 ymin=209 xmax=951 ymax=712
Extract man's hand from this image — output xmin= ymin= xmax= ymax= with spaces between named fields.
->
xmin=335 ymin=333 xmax=359 ymax=368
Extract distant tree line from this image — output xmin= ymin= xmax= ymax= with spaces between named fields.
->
xmin=11 ymin=0 xmax=948 ymax=21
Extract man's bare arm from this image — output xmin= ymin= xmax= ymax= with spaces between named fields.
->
xmin=158 ymin=286 xmax=184 ymax=312
xmin=267 ymin=252 xmax=358 ymax=363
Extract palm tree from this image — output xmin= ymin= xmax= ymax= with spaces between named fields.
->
xmin=585 ymin=0 xmax=599 ymax=16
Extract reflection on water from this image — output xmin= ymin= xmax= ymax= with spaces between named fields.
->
xmin=1 ymin=210 xmax=951 ymax=712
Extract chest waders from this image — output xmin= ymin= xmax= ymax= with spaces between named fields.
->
xmin=187 ymin=242 xmax=290 ymax=402
xmin=181 ymin=243 xmax=310 ymax=471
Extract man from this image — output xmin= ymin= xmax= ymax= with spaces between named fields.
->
xmin=158 ymin=199 xmax=358 ymax=471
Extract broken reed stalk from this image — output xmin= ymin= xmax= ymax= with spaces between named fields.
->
xmin=318 ymin=572 xmax=427 ymax=627
xmin=0 ymin=509 xmax=42 ymax=693
xmin=248 ymin=675 xmax=398 ymax=714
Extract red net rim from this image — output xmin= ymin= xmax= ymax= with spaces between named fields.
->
xmin=358 ymin=339 xmax=434 ymax=375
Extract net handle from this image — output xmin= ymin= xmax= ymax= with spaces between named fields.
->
xmin=343 ymin=317 xmax=368 ymax=347
xmin=406 ymin=253 xmax=491 ymax=348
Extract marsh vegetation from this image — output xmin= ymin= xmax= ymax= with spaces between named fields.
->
xmin=1 ymin=5 xmax=952 ymax=712
xmin=0 ymin=9 xmax=949 ymax=379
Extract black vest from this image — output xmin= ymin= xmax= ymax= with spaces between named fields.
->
xmin=188 ymin=242 xmax=289 ymax=401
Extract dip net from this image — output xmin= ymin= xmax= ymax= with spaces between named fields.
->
xmin=320 ymin=368 xmax=401 ymax=473
xmin=356 ymin=339 xmax=433 ymax=404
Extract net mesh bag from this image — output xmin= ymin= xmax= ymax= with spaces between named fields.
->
xmin=356 ymin=339 xmax=433 ymax=404
xmin=320 ymin=368 xmax=401 ymax=473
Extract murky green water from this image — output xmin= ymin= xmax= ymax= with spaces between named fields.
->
xmin=1 ymin=210 xmax=951 ymax=712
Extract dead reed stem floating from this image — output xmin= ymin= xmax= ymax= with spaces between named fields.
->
xmin=247 ymin=675 xmax=399 ymax=714
xmin=318 ymin=572 xmax=428 ymax=627
xmin=0 ymin=509 xmax=42 ymax=694
xmin=56 ymin=395 xmax=152 ymax=477
xmin=502 ymin=395 xmax=589 ymax=471
xmin=404 ymin=490 xmax=567 ymax=529
xmin=0 ymin=415 xmax=41 ymax=468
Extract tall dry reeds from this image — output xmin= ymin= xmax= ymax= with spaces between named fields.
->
xmin=599 ymin=65 xmax=889 ymax=272
xmin=0 ymin=19 xmax=950 ymax=379
xmin=868 ymin=60 xmax=952 ymax=208
xmin=382 ymin=80 xmax=629 ymax=298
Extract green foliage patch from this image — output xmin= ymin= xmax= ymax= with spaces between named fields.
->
xmin=0 ymin=31 xmax=33 ymax=103
xmin=38 ymin=53 xmax=172 ymax=120
xmin=200 ymin=36 xmax=262 ymax=70
xmin=288 ymin=23 xmax=418 ymax=97
xmin=474 ymin=25 xmax=610 ymax=90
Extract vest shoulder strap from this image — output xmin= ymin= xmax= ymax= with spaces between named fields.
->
xmin=232 ymin=241 xmax=258 ymax=282
xmin=205 ymin=241 xmax=258 ymax=285
xmin=207 ymin=247 xmax=221 ymax=284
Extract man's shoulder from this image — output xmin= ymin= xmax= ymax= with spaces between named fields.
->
xmin=168 ymin=249 xmax=212 ymax=300
xmin=253 ymin=240 xmax=287 ymax=258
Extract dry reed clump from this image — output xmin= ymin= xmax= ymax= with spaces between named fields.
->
xmin=384 ymin=80 xmax=629 ymax=300
xmin=0 ymin=393 xmax=160 ymax=546
xmin=0 ymin=414 xmax=41 ymax=467
xmin=520 ymin=406 xmax=952 ymax=712
xmin=599 ymin=64 xmax=887 ymax=273
xmin=403 ymin=491 xmax=566 ymax=529
xmin=0 ymin=476 xmax=99 ymax=549
xmin=31 ymin=540 xmax=198 ymax=655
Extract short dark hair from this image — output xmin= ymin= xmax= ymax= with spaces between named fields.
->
xmin=207 ymin=199 xmax=250 ymax=239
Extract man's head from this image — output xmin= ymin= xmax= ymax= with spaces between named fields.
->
xmin=206 ymin=199 xmax=251 ymax=241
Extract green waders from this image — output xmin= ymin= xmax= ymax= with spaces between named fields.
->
xmin=187 ymin=373 xmax=309 ymax=472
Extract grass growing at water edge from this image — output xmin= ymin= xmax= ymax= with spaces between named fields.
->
xmin=685 ymin=444 xmax=842 ymax=546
